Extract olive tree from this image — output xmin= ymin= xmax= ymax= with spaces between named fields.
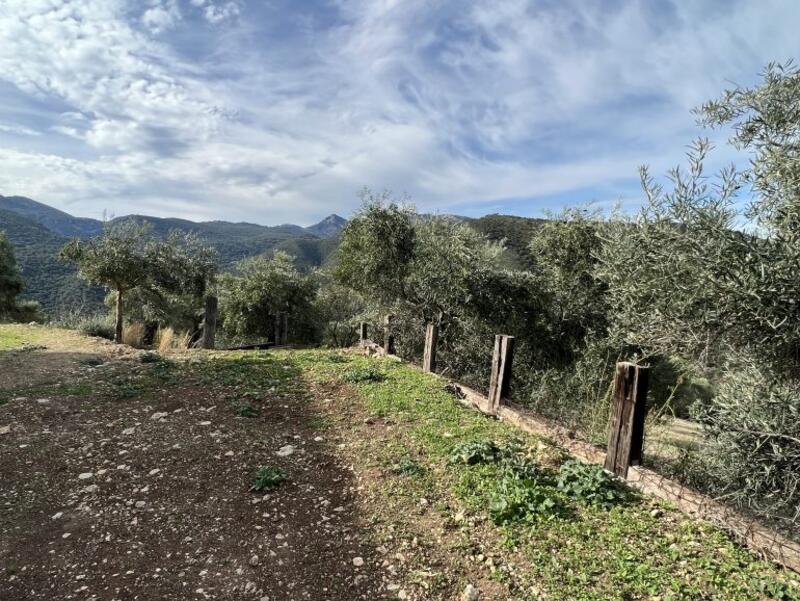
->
xmin=597 ymin=63 xmax=800 ymax=527
xmin=60 ymin=222 xmax=151 ymax=342
xmin=122 ymin=231 xmax=218 ymax=342
xmin=334 ymin=190 xmax=416 ymax=306
xmin=218 ymin=251 xmax=318 ymax=342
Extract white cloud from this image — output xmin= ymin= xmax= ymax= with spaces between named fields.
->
xmin=142 ymin=0 xmax=181 ymax=34
xmin=0 ymin=0 xmax=798 ymax=224
xmin=0 ymin=123 xmax=40 ymax=136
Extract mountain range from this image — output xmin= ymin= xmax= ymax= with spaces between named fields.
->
xmin=0 ymin=194 xmax=545 ymax=318
xmin=0 ymin=194 xmax=347 ymax=316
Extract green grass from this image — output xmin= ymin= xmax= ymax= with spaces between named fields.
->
xmin=290 ymin=350 xmax=800 ymax=601
xmin=0 ymin=329 xmax=26 ymax=350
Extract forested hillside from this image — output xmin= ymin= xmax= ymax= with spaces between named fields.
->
xmin=0 ymin=209 xmax=105 ymax=314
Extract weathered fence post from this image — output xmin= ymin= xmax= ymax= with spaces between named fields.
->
xmin=281 ymin=313 xmax=289 ymax=346
xmin=383 ymin=315 xmax=395 ymax=355
xmin=273 ymin=314 xmax=281 ymax=345
xmin=201 ymin=295 xmax=218 ymax=349
xmin=604 ymin=362 xmax=649 ymax=478
xmin=488 ymin=335 xmax=514 ymax=412
xmin=359 ymin=322 xmax=368 ymax=345
xmin=423 ymin=323 xmax=439 ymax=372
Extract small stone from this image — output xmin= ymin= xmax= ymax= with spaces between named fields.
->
xmin=83 ymin=484 xmax=99 ymax=493
xmin=62 ymin=532 xmax=71 ymax=539
xmin=122 ymin=427 xmax=136 ymax=435
xmin=78 ymin=472 xmax=93 ymax=480
xmin=276 ymin=445 xmax=295 ymax=457
xmin=148 ymin=468 xmax=161 ymax=476
xmin=151 ymin=412 xmax=168 ymax=421
xmin=224 ymin=450 xmax=234 ymax=457
xmin=249 ymin=554 xmax=260 ymax=567
xmin=51 ymin=511 xmax=63 ymax=520
xmin=352 ymin=557 xmax=364 ymax=567
xmin=0 ymin=425 xmax=10 ymax=435
xmin=461 ymin=584 xmax=480 ymax=601
xmin=135 ymin=501 xmax=146 ymax=509
xmin=199 ymin=421 xmax=212 ymax=426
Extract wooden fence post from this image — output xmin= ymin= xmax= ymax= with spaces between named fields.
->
xmin=201 ymin=295 xmax=218 ymax=349
xmin=383 ymin=315 xmax=395 ymax=355
xmin=359 ymin=322 xmax=368 ymax=345
xmin=488 ymin=335 xmax=514 ymax=412
xmin=273 ymin=314 xmax=281 ymax=345
xmin=605 ymin=362 xmax=649 ymax=478
xmin=281 ymin=313 xmax=289 ymax=346
xmin=423 ymin=323 xmax=438 ymax=372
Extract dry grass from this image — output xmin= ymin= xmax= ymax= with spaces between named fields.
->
xmin=122 ymin=322 xmax=146 ymax=348
xmin=156 ymin=327 xmax=174 ymax=353
xmin=179 ymin=330 xmax=193 ymax=349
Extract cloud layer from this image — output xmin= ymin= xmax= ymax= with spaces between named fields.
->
xmin=0 ymin=0 xmax=798 ymax=224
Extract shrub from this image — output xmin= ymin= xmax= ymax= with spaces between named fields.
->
xmin=218 ymin=251 xmax=317 ymax=343
xmin=56 ymin=311 xmax=117 ymax=341
xmin=251 ymin=466 xmax=287 ymax=491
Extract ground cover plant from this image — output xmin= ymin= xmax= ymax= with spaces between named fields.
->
xmin=293 ymin=350 xmax=800 ymax=600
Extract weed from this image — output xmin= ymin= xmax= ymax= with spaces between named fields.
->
xmin=235 ymin=401 xmax=259 ymax=418
xmin=556 ymin=459 xmax=627 ymax=508
xmin=448 ymin=440 xmax=500 ymax=465
xmin=112 ymin=377 xmax=143 ymax=399
xmin=391 ymin=457 xmax=426 ymax=477
xmin=78 ymin=355 xmax=104 ymax=367
xmin=156 ymin=327 xmax=174 ymax=353
xmin=251 ymin=465 xmax=287 ymax=491
xmin=489 ymin=477 xmax=562 ymax=524
xmin=342 ymin=365 xmax=386 ymax=383
xmin=325 ymin=353 xmax=350 ymax=363
xmin=140 ymin=351 xmax=161 ymax=364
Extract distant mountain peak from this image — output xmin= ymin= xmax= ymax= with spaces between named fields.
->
xmin=0 ymin=194 xmax=103 ymax=238
xmin=305 ymin=214 xmax=347 ymax=238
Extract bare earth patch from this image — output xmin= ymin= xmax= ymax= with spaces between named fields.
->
xmin=0 ymin=331 xmax=395 ymax=600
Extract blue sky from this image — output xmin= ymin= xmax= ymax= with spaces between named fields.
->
xmin=0 ymin=0 xmax=798 ymax=225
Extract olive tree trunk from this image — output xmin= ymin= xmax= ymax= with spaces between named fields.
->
xmin=115 ymin=289 xmax=124 ymax=343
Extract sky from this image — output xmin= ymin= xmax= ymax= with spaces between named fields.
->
xmin=0 ymin=1 xmax=798 ymax=226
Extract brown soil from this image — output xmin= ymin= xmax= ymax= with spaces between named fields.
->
xmin=0 ymin=354 xmax=393 ymax=600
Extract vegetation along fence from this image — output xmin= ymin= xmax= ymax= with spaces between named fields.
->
xmin=358 ymin=319 xmax=800 ymax=574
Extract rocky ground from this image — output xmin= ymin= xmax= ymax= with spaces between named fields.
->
xmin=0 ymin=331 xmax=409 ymax=600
